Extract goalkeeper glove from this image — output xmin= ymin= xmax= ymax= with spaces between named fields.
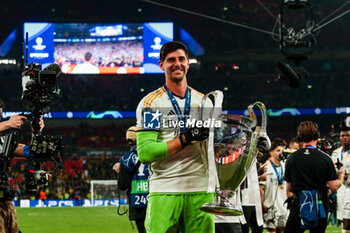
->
xmin=179 ymin=122 xmax=209 ymax=148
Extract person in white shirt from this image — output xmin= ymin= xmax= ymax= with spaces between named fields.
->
xmin=136 ymin=41 xmax=214 ymax=233
xmin=241 ymin=160 xmax=264 ymax=233
xmin=72 ymin=52 xmax=100 ymax=74
xmin=331 ymin=126 xmax=350 ymax=232
xmin=260 ymin=139 xmax=288 ymax=233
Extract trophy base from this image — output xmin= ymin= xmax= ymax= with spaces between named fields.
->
xmin=200 ymin=203 xmax=243 ymax=216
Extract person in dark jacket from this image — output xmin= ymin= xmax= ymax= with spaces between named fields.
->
xmin=284 ymin=121 xmax=345 ymax=233
xmin=113 ymin=126 xmax=150 ymax=233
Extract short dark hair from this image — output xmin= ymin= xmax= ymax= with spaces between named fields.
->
xmin=289 ymin=137 xmax=299 ymax=145
xmin=297 ymin=121 xmax=319 ymax=142
xmin=85 ymin=52 xmax=92 ymax=61
xmin=269 ymin=138 xmax=287 ymax=152
xmin=0 ymin=99 xmax=4 ymax=109
xmin=159 ymin=41 xmax=189 ymax=62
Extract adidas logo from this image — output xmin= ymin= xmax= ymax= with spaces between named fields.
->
xmin=167 ymin=110 xmax=176 ymax=116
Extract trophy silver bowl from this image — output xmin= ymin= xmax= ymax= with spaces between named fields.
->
xmin=199 ymin=91 xmax=270 ymax=216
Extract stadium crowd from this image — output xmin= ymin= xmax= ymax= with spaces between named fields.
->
xmin=54 ymin=40 xmax=143 ymax=70
xmin=9 ymin=155 xmax=119 ymax=201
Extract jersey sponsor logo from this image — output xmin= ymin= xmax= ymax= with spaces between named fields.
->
xmin=143 ymin=110 xmax=161 ymax=129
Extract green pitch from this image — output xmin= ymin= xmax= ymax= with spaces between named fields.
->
xmin=16 ymin=206 xmax=341 ymax=233
xmin=16 ymin=206 xmax=134 ymax=233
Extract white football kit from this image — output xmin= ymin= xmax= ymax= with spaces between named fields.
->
xmin=332 ymin=147 xmax=349 ymax=220
xmin=136 ymin=86 xmax=214 ymax=193
xmin=261 ymin=160 xmax=288 ymax=228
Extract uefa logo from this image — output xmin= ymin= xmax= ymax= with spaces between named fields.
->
xmin=33 ymin=37 xmax=46 ymax=50
xmin=143 ymin=110 xmax=161 ymax=129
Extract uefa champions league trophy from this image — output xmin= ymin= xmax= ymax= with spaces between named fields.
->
xmin=199 ymin=91 xmax=271 ymax=216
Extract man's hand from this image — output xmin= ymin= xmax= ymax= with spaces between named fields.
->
xmin=180 ymin=122 xmax=209 ymax=147
xmin=262 ymin=204 xmax=268 ymax=213
xmin=31 ymin=117 xmax=45 ymax=133
xmin=7 ymin=115 xmax=27 ymax=129
xmin=113 ymin=162 xmax=120 ymax=173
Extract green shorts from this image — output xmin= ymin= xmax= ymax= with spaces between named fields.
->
xmin=145 ymin=192 xmax=214 ymax=233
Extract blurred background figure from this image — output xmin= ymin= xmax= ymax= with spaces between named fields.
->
xmin=284 ymin=121 xmax=345 ymax=233
xmin=72 ymin=52 xmax=100 ymax=74
xmin=331 ymin=126 xmax=350 ymax=229
xmin=288 ymin=138 xmax=300 ymax=151
xmin=259 ymin=139 xmax=288 ymax=233
xmin=113 ymin=126 xmax=149 ymax=233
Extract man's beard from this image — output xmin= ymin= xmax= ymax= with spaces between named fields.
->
xmin=169 ymin=75 xmax=185 ymax=83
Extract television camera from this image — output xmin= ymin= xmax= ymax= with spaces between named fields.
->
xmin=0 ymin=49 xmax=61 ymax=198
xmin=21 ymin=62 xmax=61 ymax=115
xmin=20 ymin=62 xmax=63 ymax=194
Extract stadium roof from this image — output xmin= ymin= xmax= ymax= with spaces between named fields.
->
xmin=2 ymin=0 xmax=349 ymax=54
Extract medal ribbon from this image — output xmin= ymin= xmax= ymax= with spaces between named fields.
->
xmin=270 ymin=160 xmax=284 ymax=185
xmin=304 ymin=145 xmax=316 ymax=148
xmin=340 ymin=148 xmax=350 ymax=162
xmin=164 ymin=85 xmax=191 ymax=133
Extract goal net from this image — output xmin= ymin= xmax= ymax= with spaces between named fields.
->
xmin=90 ymin=180 xmax=127 ymax=207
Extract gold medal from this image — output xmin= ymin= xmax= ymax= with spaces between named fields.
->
xmin=279 ymin=185 xmax=284 ymax=189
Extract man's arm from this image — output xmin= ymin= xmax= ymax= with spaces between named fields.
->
xmin=0 ymin=115 xmax=27 ymax=132
xmin=136 ymin=131 xmax=172 ymax=164
xmin=286 ymin=182 xmax=294 ymax=197
xmin=137 ymin=125 xmax=209 ymax=164
xmin=12 ymin=117 xmax=45 ymax=158
xmin=13 ymin=143 xmax=25 ymax=157
xmin=259 ymin=183 xmax=267 ymax=213
xmin=328 ymin=167 xmax=345 ymax=193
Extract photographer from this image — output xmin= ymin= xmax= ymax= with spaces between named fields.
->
xmin=0 ymin=99 xmax=44 ymax=233
xmin=284 ymin=121 xmax=345 ymax=233
xmin=259 ymin=139 xmax=288 ymax=233
xmin=259 ymin=138 xmax=287 ymax=165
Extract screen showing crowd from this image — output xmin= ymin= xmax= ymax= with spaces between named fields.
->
xmin=24 ymin=22 xmax=174 ymax=74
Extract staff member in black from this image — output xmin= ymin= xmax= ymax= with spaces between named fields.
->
xmin=284 ymin=121 xmax=345 ymax=233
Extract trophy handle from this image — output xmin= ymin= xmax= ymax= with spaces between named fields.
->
xmin=247 ymin=102 xmax=271 ymax=149
xmin=199 ymin=90 xmax=223 ymax=194
xmin=200 ymin=90 xmax=223 ymax=120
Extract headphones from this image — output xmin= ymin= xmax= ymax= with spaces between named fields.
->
xmin=296 ymin=121 xmax=320 ymax=142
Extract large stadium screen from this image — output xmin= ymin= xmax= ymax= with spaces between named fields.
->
xmin=23 ymin=22 xmax=174 ymax=74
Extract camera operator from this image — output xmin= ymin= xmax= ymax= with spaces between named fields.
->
xmin=0 ymin=99 xmax=44 ymax=233
xmin=284 ymin=121 xmax=345 ymax=233
xmin=331 ymin=126 xmax=350 ymax=231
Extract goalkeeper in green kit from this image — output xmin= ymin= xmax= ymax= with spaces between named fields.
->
xmin=136 ymin=41 xmax=215 ymax=233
